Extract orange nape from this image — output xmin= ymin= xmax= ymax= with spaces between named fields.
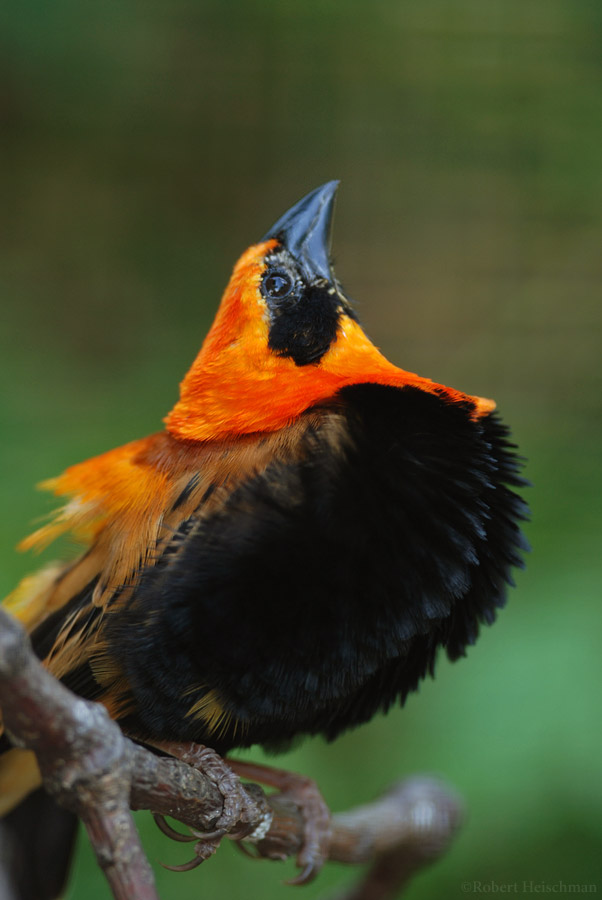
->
xmin=165 ymin=241 xmax=495 ymax=444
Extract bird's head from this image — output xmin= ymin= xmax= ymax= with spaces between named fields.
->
xmin=165 ymin=182 xmax=494 ymax=441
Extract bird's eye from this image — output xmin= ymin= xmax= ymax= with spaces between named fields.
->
xmin=262 ymin=269 xmax=295 ymax=301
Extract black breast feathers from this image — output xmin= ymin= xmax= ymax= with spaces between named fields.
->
xmin=103 ymin=383 xmax=528 ymax=753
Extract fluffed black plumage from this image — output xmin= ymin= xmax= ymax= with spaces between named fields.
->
xmin=31 ymin=382 xmax=528 ymax=755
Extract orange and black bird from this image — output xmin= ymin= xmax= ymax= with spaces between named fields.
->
xmin=1 ymin=182 xmax=528 ymax=897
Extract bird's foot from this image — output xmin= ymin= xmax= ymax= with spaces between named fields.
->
xmin=150 ymin=741 xmax=249 ymax=870
xmin=226 ymin=758 xmax=332 ymax=885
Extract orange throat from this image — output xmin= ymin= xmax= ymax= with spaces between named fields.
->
xmin=165 ymin=242 xmax=495 ymax=443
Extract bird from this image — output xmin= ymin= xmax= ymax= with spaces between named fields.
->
xmin=0 ymin=181 xmax=528 ymax=897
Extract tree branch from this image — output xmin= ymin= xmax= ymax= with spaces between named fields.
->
xmin=0 ymin=607 xmax=463 ymax=899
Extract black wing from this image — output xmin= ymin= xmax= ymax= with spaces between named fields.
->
xmin=105 ymin=384 xmax=528 ymax=752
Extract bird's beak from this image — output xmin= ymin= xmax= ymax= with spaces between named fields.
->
xmin=261 ymin=181 xmax=339 ymax=283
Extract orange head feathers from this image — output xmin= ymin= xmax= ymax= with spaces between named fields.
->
xmin=165 ymin=182 xmax=494 ymax=443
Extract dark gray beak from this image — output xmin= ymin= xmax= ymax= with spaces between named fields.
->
xmin=261 ymin=181 xmax=339 ymax=283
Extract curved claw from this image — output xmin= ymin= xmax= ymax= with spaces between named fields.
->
xmin=159 ymin=835 xmax=221 ymax=872
xmin=153 ymin=813 xmax=197 ymax=843
xmin=286 ymin=861 xmax=320 ymax=887
xmin=153 ymin=812 xmax=227 ymax=846
xmin=160 ymin=856 xmax=205 ymax=873
xmin=190 ymin=827 xmax=226 ymax=842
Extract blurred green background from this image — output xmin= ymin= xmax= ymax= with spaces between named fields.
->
xmin=1 ymin=0 xmax=601 ymax=897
